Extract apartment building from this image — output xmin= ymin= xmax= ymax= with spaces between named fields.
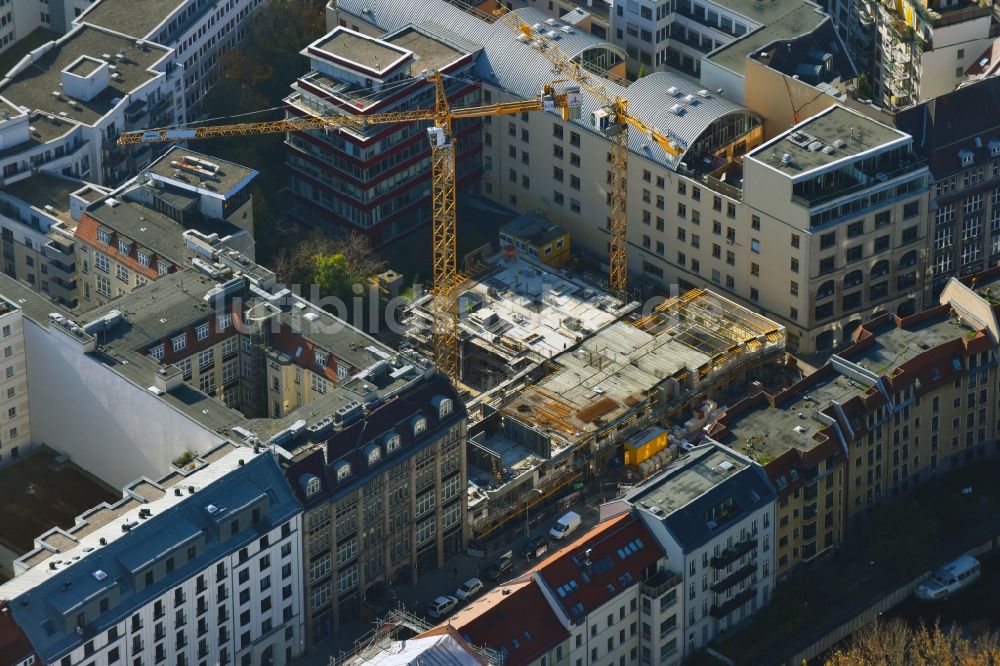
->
xmin=0 ymin=172 xmax=108 ymax=309
xmin=283 ymin=376 xmax=467 ymax=642
xmin=618 ymin=444 xmax=775 ymax=658
xmin=740 ymin=104 xmax=930 ymax=351
xmin=74 ymin=147 xmax=256 ymax=308
xmin=75 ymin=0 xmax=267 ymax=118
xmin=448 ymin=512 xmax=672 ymax=666
xmin=870 ymin=0 xmax=994 ymax=109
xmin=706 ymin=376 xmax=847 ymax=577
xmin=705 ymin=264 xmax=1000 ymax=576
xmin=445 ymin=443 xmax=773 ymax=664
xmin=894 ymin=77 xmax=1000 ymax=293
xmin=609 ymin=0 xmax=831 ymax=93
xmin=0 ymin=295 xmax=32 ymax=467
xmin=0 ymin=447 xmax=306 ymax=666
xmin=283 ymin=24 xmax=483 ymax=245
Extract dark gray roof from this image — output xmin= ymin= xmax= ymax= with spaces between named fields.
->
xmin=2 ymin=452 xmax=300 ymax=663
xmin=78 ymin=0 xmax=186 ymax=40
xmin=146 ymin=147 xmax=259 ymax=200
xmin=0 ymin=26 xmax=170 ymax=126
xmin=894 ymin=76 xmax=1000 ymax=178
xmin=2 ymin=172 xmax=89 ymax=218
xmin=705 ymin=0 xmax=828 ymax=76
xmin=749 ymin=18 xmax=857 ymax=86
xmin=627 ymin=443 xmax=774 ymax=552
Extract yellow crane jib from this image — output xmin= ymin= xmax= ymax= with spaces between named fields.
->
xmin=114 ymin=70 xmax=579 ymax=381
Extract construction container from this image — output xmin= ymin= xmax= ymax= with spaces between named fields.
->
xmin=623 ymin=426 xmax=668 ymax=466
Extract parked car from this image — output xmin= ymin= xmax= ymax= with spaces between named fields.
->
xmin=549 ymin=511 xmax=582 ymax=540
xmin=455 ymin=577 xmax=484 ymax=602
xmin=915 ymin=554 xmax=980 ymax=600
xmin=520 ymin=535 xmax=549 ymax=560
xmin=427 ymin=595 xmax=459 ymax=618
xmin=483 ymin=551 xmax=514 ymax=581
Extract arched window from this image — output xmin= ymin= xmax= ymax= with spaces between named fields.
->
xmin=385 ymin=431 xmax=400 ymax=453
xmin=871 ymin=260 xmax=890 ymax=278
xmin=843 ymin=270 xmax=864 ymax=290
xmin=899 ymin=250 xmax=917 ymax=269
xmin=336 ymin=462 xmax=351 ymax=481
xmin=817 ymin=280 xmax=835 ymax=300
xmin=367 ymin=445 xmax=381 ymax=466
xmin=412 ymin=416 xmax=427 ymax=437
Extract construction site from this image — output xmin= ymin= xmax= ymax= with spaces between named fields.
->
xmin=407 ymin=228 xmax=790 ymax=538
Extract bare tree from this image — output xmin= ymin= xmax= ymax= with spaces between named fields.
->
xmin=824 ymin=619 xmax=1000 ymax=666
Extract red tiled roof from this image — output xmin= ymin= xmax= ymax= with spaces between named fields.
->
xmin=532 ymin=513 xmax=662 ymax=619
xmin=448 ymin=580 xmax=568 ymax=666
xmin=77 ymin=213 xmax=173 ymax=280
xmin=0 ymin=602 xmax=35 ymax=666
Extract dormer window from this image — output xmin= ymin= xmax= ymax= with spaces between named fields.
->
xmin=990 ymin=139 xmax=1000 ymax=157
xmin=301 ymin=473 xmax=321 ymax=498
xmin=150 ymin=344 xmax=165 ymax=361
xmin=959 ymin=150 xmax=974 ymax=166
xmin=385 ymin=432 xmax=400 ymax=453
xmin=412 ymin=416 xmax=427 ymax=437
xmin=157 ymin=262 xmax=170 ymax=277
xmin=137 ymin=249 xmax=151 ymax=267
xmin=117 ymin=238 xmax=130 ymax=255
xmin=171 ymin=333 xmax=186 ymax=352
xmin=315 ymin=350 xmax=329 ymax=367
xmin=367 ymin=445 xmax=382 ymax=466
xmin=195 ymin=323 xmax=209 ymax=341
xmin=439 ymin=398 xmax=453 ymax=418
xmin=336 ymin=462 xmax=351 ymax=481
xmin=217 ymin=313 xmax=232 ymax=330
xmin=97 ymin=228 xmax=111 ymax=245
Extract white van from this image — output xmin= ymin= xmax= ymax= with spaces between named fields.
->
xmin=549 ymin=511 xmax=582 ymax=540
xmin=915 ymin=554 xmax=980 ymax=600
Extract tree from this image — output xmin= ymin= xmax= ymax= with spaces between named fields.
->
xmin=856 ymin=73 xmax=873 ymax=101
xmin=824 ymin=619 xmax=1000 ymax=666
xmin=313 ymin=253 xmax=357 ymax=300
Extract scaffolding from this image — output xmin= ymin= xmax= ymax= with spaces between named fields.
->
xmin=331 ymin=607 xmax=504 ymax=665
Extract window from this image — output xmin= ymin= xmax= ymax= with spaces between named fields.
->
xmin=199 ymin=349 xmax=213 ymax=370
xmin=195 ymin=323 xmax=209 ymax=341
xmin=117 ymin=239 xmax=130 ymax=255
xmin=97 ymin=228 xmax=111 ymax=245
xmin=218 ymin=313 xmax=232 ymax=331
xmin=116 ymin=264 xmax=129 ymax=283
xmin=150 ymin=344 xmax=165 ymax=361
xmin=95 ymin=252 xmax=110 ymax=273
xmin=172 ymin=334 xmax=186 ymax=352
xmin=750 ymin=239 xmax=760 ymax=253
xmin=311 ymin=374 xmax=327 ymax=395
xmin=314 ymin=350 xmax=328 ymax=367
xmin=137 ymin=249 xmax=151 ymax=267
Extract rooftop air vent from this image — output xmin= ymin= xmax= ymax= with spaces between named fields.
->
xmin=781 ymin=153 xmax=792 ymax=165
xmin=667 ymin=86 xmax=679 ymax=96
xmin=670 ymin=104 xmax=683 ymax=115
xmin=833 ymin=138 xmax=847 ymax=149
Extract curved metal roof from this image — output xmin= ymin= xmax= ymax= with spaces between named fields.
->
xmin=335 ymin=0 xmax=755 ymax=169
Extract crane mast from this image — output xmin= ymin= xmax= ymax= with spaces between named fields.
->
xmin=118 ymin=72 xmax=580 ymax=381
xmin=497 ymin=9 xmax=685 ymax=298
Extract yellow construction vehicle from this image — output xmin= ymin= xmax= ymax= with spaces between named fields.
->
xmin=118 ymin=73 xmax=582 ymax=380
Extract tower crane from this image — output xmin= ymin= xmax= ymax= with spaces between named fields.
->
xmin=496 ymin=9 xmax=684 ymax=297
xmin=118 ymin=73 xmax=581 ymax=381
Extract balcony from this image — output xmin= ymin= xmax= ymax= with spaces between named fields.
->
xmin=710 ymin=563 xmax=756 ymax=594
xmin=642 ymin=569 xmax=683 ymax=598
xmin=711 ymin=537 xmax=757 ymax=569
xmin=710 ymin=587 xmax=757 ymax=618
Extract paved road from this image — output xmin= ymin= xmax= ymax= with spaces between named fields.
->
xmin=295 ymin=485 xmax=609 ymax=664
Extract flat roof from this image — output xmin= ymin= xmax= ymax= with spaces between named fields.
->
xmin=2 ymin=173 xmax=87 ymax=219
xmin=86 ymin=187 xmax=244 ymax=265
xmin=846 ymin=314 xmax=973 ymax=377
xmin=0 ymin=114 xmax=76 ymax=161
xmin=76 ymin=0 xmax=183 ymax=40
xmin=501 ymin=214 xmax=566 ymax=247
xmin=66 ymin=55 xmax=104 ymax=77
xmin=0 ymin=447 xmax=117 ymax=556
xmin=747 ymin=104 xmax=907 ymax=176
xmin=313 ymin=28 xmax=410 ymax=74
xmin=0 ymin=26 xmax=169 ymax=126
xmin=721 ymin=372 xmax=861 ymax=462
xmin=146 ymin=147 xmax=258 ymax=199
xmin=384 ymin=26 xmax=467 ymax=74
xmin=706 ymin=0 xmax=827 ymax=76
